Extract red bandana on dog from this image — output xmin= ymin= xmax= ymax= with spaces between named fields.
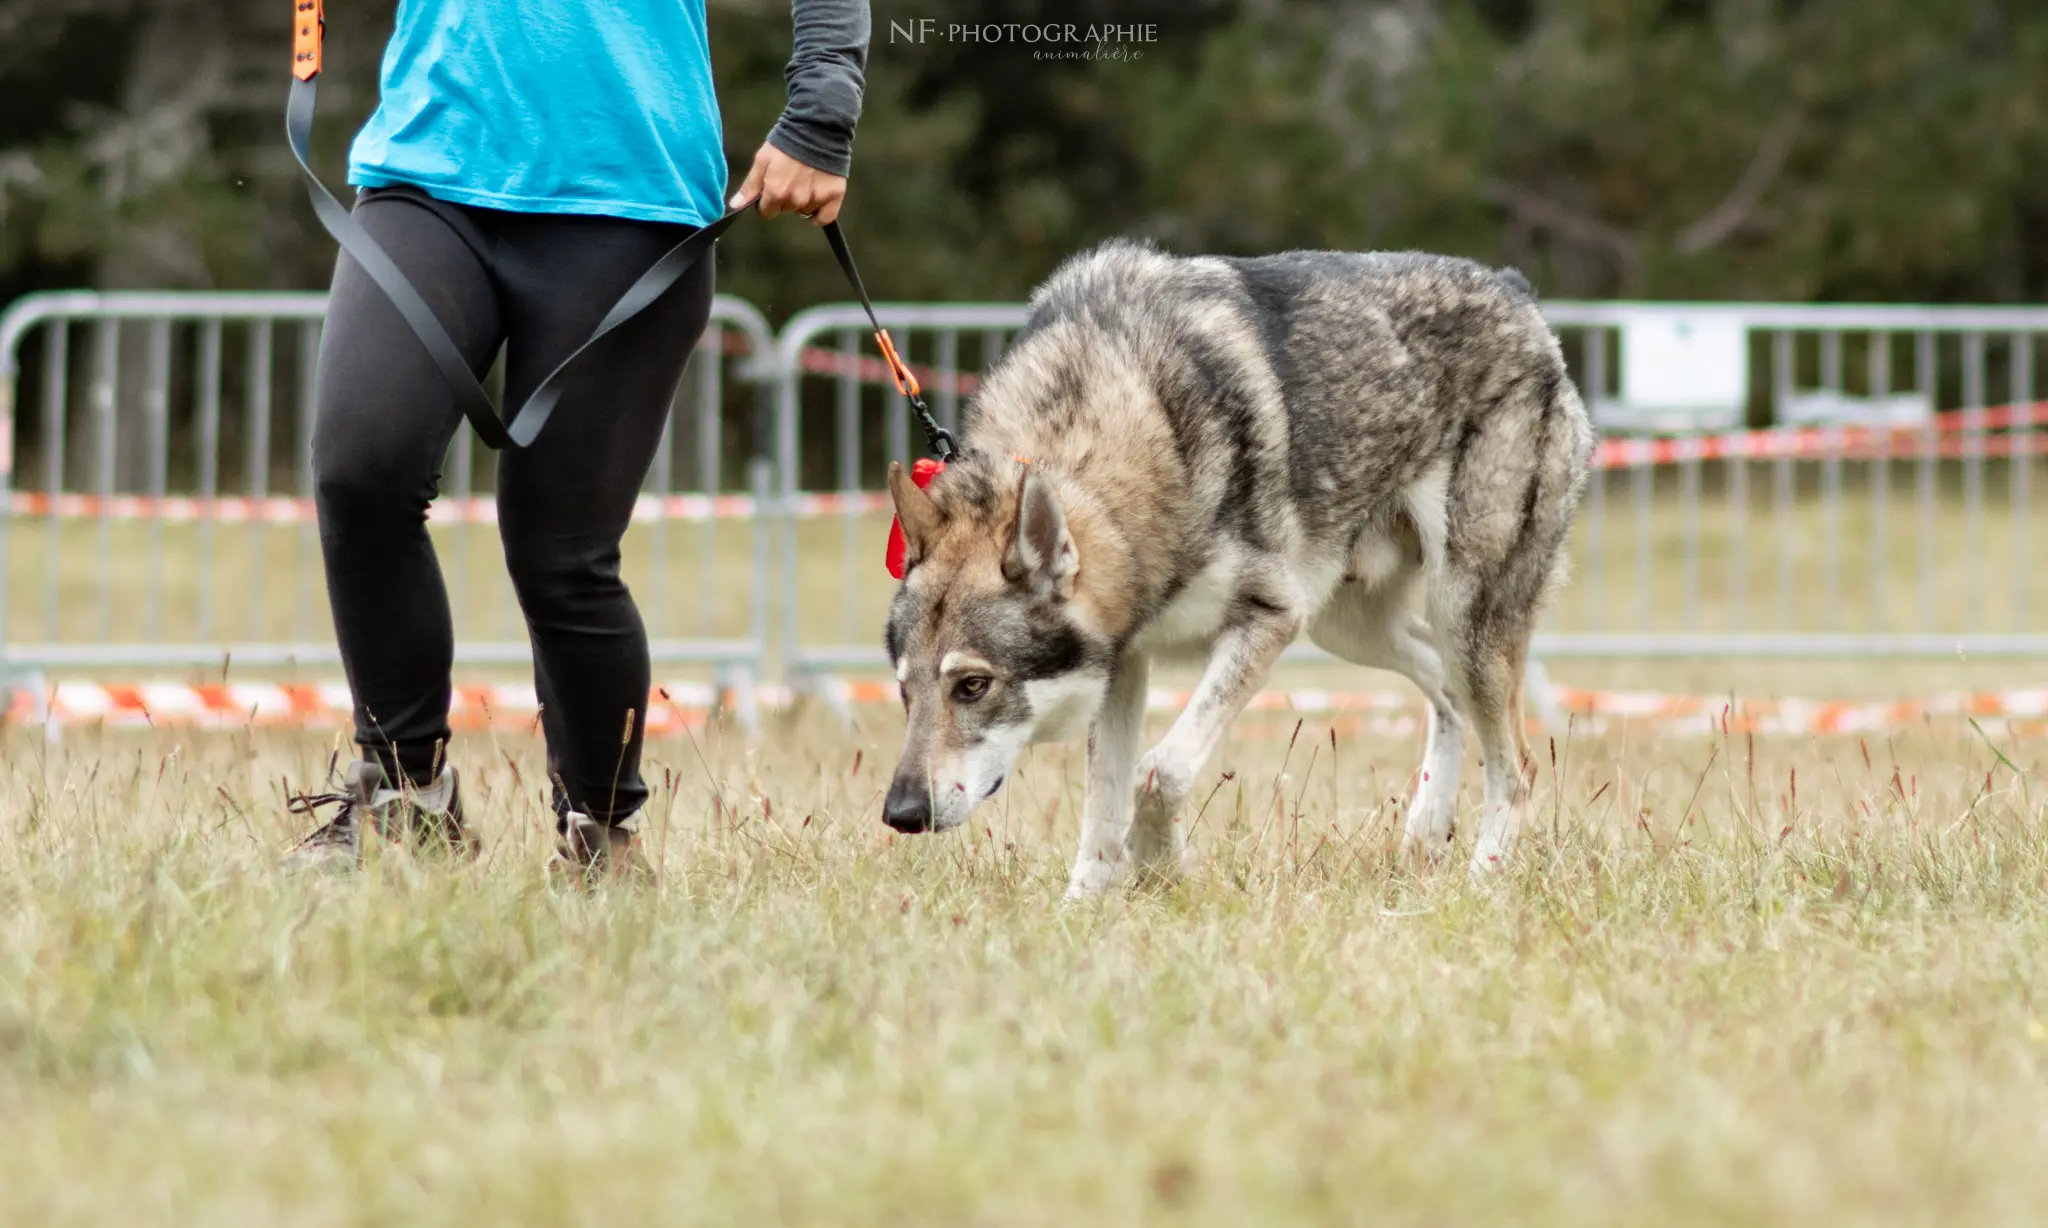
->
xmin=884 ymin=457 xmax=945 ymax=579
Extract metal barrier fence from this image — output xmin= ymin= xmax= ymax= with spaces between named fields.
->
xmin=772 ymin=301 xmax=2048 ymax=692
xmin=1556 ymin=303 xmax=2045 ymax=657
xmin=772 ymin=304 xmax=1019 ymax=686
xmin=0 ymin=290 xmax=778 ymax=726
xmin=5 ymin=292 xmax=2045 ymax=728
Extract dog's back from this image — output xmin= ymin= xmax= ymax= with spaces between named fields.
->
xmin=966 ymin=241 xmax=1592 ymax=626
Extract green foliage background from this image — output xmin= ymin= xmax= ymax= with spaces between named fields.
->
xmin=2 ymin=0 xmax=2046 ymax=318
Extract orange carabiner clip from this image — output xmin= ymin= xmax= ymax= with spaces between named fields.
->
xmin=874 ymin=329 xmax=922 ymax=400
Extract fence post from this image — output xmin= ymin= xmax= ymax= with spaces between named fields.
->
xmin=775 ymin=316 xmax=803 ymax=691
xmin=0 ymin=297 xmax=71 ymax=736
xmin=735 ymin=342 xmax=776 ymax=736
xmin=0 ymin=343 xmax=14 ymax=717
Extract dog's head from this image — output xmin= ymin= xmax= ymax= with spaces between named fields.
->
xmin=880 ymin=458 xmax=1114 ymax=834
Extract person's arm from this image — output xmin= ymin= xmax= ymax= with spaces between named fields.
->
xmin=731 ymin=0 xmax=871 ymax=225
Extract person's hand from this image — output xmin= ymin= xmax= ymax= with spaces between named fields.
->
xmin=730 ymin=142 xmax=846 ymax=225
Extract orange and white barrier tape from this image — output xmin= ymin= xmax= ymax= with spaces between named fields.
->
xmin=1547 ymin=685 xmax=2048 ymax=737
xmin=1594 ymin=405 xmax=2048 ymax=469
xmin=10 ymin=677 xmax=2045 ymax=739
xmin=4 ymin=490 xmax=900 ymax=525
xmin=11 ymin=403 xmax=2043 ymax=524
xmin=2 ymin=680 xmax=766 ymax=734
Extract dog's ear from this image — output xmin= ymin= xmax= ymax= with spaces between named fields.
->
xmin=1004 ymin=469 xmax=1078 ymax=596
xmin=888 ymin=461 xmax=941 ymax=557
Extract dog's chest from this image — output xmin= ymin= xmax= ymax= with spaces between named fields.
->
xmin=1127 ymin=551 xmax=1244 ymax=658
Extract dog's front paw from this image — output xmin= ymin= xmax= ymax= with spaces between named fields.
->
xmin=1064 ymin=849 xmax=1125 ymax=901
xmin=1126 ymin=787 xmax=1186 ymax=881
xmin=1467 ymin=847 xmax=1510 ymax=880
xmin=1126 ymin=815 xmax=1187 ymax=880
xmin=1399 ymin=777 xmax=1458 ymax=861
xmin=1126 ymin=750 xmax=1192 ymax=876
xmin=1467 ymin=835 xmax=1511 ymax=878
xmin=1466 ymin=805 xmax=1520 ymax=877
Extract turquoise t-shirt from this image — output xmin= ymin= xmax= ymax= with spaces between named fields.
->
xmin=348 ymin=0 xmax=727 ymax=227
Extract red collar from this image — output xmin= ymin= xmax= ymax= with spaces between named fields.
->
xmin=884 ymin=457 xmax=946 ymax=579
xmin=884 ymin=456 xmax=1035 ymax=579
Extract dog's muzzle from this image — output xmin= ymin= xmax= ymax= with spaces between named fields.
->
xmin=882 ymin=774 xmax=1006 ymax=834
xmin=882 ymin=775 xmax=935 ymax=833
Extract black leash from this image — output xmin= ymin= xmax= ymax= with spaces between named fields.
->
xmin=287 ymin=0 xmax=954 ymax=461
xmin=821 ymin=226 xmax=958 ymax=461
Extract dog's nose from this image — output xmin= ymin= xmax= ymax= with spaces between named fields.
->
xmin=882 ymin=777 xmax=934 ymax=833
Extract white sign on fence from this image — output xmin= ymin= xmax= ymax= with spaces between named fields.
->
xmin=1601 ymin=310 xmax=1750 ymax=434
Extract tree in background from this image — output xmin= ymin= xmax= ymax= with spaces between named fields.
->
xmin=1 ymin=0 xmax=2045 ymax=314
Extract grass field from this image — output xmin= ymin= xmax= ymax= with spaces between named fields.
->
xmin=4 ymin=705 xmax=2047 ymax=1225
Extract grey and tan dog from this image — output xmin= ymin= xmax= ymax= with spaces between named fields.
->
xmin=881 ymin=241 xmax=1595 ymax=896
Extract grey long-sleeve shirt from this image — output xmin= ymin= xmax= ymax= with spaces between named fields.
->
xmin=765 ymin=0 xmax=871 ymax=177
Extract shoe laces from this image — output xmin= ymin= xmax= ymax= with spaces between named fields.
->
xmin=287 ymin=787 xmax=358 ymax=815
xmin=287 ymin=786 xmax=367 ymax=838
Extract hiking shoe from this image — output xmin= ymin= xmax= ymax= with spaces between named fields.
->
xmin=371 ymin=763 xmax=472 ymax=853
xmin=286 ymin=760 xmax=472 ymax=870
xmin=551 ymin=809 xmax=653 ymax=886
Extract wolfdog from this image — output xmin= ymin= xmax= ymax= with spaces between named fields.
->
xmin=880 ymin=241 xmax=1595 ymax=897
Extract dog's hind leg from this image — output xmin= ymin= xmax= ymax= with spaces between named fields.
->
xmin=1459 ymin=616 xmax=1538 ymax=875
xmin=1435 ymin=362 xmax=1590 ymax=874
xmin=1455 ymin=543 xmax=1569 ymax=876
xmin=1309 ymin=566 xmax=1463 ymax=858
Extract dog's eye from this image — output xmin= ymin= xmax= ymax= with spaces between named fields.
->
xmin=952 ymin=676 xmax=992 ymax=703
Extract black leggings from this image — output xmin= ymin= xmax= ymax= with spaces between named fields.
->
xmin=312 ymin=186 xmax=714 ymax=825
